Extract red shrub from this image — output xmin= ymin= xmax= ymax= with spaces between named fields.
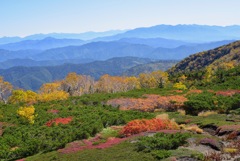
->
xmin=121 ymin=118 xmax=178 ymax=136
xmin=45 ymin=117 xmax=72 ymax=127
xmin=59 ymin=137 xmax=128 ymax=154
xmin=216 ymin=90 xmax=240 ymax=97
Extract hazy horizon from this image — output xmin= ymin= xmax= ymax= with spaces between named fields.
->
xmin=1 ymin=24 xmax=240 ymax=38
xmin=1 ymin=0 xmax=240 ymax=37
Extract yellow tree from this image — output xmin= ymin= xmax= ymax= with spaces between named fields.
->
xmin=173 ymin=82 xmax=187 ymax=90
xmin=151 ymin=70 xmax=169 ymax=88
xmin=125 ymin=76 xmax=141 ymax=90
xmin=204 ymin=66 xmax=213 ymax=82
xmin=17 ymin=105 xmax=36 ymax=124
xmin=138 ymin=73 xmax=155 ymax=88
xmin=95 ymin=74 xmax=115 ymax=93
xmin=61 ymin=72 xmax=95 ymax=96
xmin=39 ymin=82 xmax=61 ymax=94
xmin=38 ymin=81 xmax=69 ymax=102
xmin=138 ymin=71 xmax=168 ymax=89
xmin=0 ymin=77 xmax=13 ymax=103
xmin=38 ymin=91 xmax=69 ymax=102
xmin=8 ymin=90 xmax=38 ymax=105
xmin=95 ymin=75 xmax=131 ymax=93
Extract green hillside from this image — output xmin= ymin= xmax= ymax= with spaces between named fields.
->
xmin=0 ymin=57 xmax=153 ymax=90
xmin=124 ymin=60 xmax=178 ymax=76
xmin=169 ymin=41 xmax=240 ymax=74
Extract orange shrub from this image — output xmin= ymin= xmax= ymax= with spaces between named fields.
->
xmin=121 ymin=118 xmax=179 ymax=136
xmin=45 ymin=117 xmax=72 ymax=127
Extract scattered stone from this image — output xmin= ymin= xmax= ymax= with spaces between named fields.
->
xmin=199 ymin=138 xmax=222 ymax=151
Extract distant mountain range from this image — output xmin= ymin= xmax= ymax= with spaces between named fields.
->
xmin=31 ymin=41 xmax=153 ymax=61
xmin=0 ymin=58 xmax=94 ymax=69
xmin=0 ymin=24 xmax=239 ymax=90
xmin=93 ymin=25 xmax=240 ymax=42
xmin=0 ymin=30 xmax=126 ymax=44
xmin=0 ymin=49 xmax=41 ymax=62
xmin=0 ymin=39 xmax=234 ymax=68
xmin=1 ymin=24 xmax=240 ymax=45
xmin=31 ymin=40 xmax=235 ymax=61
xmin=0 ymin=37 xmax=85 ymax=50
xmin=117 ymin=37 xmax=188 ymax=48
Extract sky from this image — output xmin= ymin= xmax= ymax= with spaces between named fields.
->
xmin=0 ymin=0 xmax=240 ymax=37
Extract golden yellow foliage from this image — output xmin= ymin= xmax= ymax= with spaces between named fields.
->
xmin=39 ymin=82 xmax=61 ymax=94
xmin=9 ymin=90 xmax=38 ymax=104
xmin=17 ymin=105 xmax=36 ymax=124
xmin=96 ymin=75 xmax=140 ymax=93
xmin=177 ymin=109 xmax=186 ymax=116
xmin=38 ymin=91 xmax=69 ymax=102
xmin=198 ymin=111 xmax=218 ymax=117
xmin=155 ymin=113 xmax=169 ymax=120
xmin=62 ymin=73 xmax=95 ymax=96
xmin=173 ymin=82 xmax=187 ymax=90
xmin=179 ymin=124 xmax=203 ymax=134
xmin=139 ymin=70 xmax=169 ymax=88
xmin=125 ymin=76 xmax=141 ymax=90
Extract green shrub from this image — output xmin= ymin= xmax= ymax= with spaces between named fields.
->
xmin=184 ymin=92 xmax=215 ymax=115
xmin=151 ymin=150 xmax=171 ymax=160
xmin=136 ymin=132 xmax=190 ymax=159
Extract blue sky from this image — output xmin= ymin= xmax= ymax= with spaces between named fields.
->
xmin=0 ymin=0 xmax=240 ymax=37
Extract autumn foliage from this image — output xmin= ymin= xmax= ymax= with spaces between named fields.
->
xmin=45 ymin=117 xmax=73 ymax=127
xmin=9 ymin=90 xmax=38 ymax=105
xmin=0 ymin=77 xmax=13 ymax=103
xmin=121 ymin=118 xmax=179 ymax=136
xmin=38 ymin=91 xmax=69 ymax=102
xmin=107 ymin=94 xmax=187 ymax=112
xmin=215 ymin=90 xmax=240 ymax=97
xmin=17 ymin=105 xmax=36 ymax=124
xmin=173 ymin=82 xmax=187 ymax=90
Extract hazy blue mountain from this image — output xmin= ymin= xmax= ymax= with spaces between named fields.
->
xmin=0 ymin=30 xmax=125 ymax=45
xmin=32 ymin=42 xmax=154 ymax=61
xmin=0 ymin=37 xmax=85 ymax=51
xmin=123 ymin=60 xmax=178 ymax=76
xmin=149 ymin=40 xmax=235 ymax=60
xmin=0 ymin=49 xmax=42 ymax=62
xmin=0 ymin=57 xmax=152 ymax=90
xmin=0 ymin=37 xmax=22 ymax=45
xmin=0 ymin=58 xmax=95 ymax=69
xmin=1 ymin=25 xmax=240 ymax=46
xmin=118 ymin=37 xmax=189 ymax=48
xmin=29 ymin=40 xmax=234 ymax=61
xmin=23 ymin=30 xmax=126 ymax=40
xmin=93 ymin=25 xmax=240 ymax=42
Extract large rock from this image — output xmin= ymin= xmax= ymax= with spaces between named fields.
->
xmin=216 ymin=125 xmax=240 ymax=136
